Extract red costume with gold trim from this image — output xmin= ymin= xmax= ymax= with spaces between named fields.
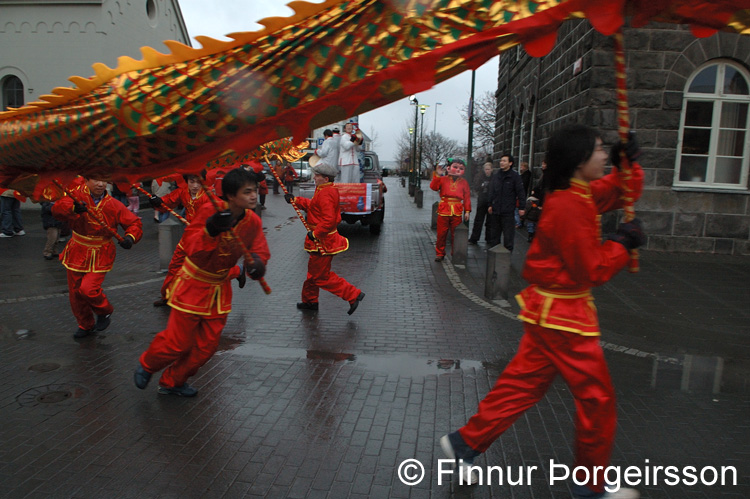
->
xmin=457 ymin=162 xmax=643 ymax=494
xmin=157 ymin=185 xmax=210 ymax=223
xmin=430 ymin=173 xmax=471 ymax=259
xmin=295 ymin=182 xmax=360 ymax=304
xmin=140 ymin=202 xmax=269 ymax=389
xmin=156 ymin=185 xmax=212 ymax=300
xmin=52 ymin=183 xmax=143 ymax=331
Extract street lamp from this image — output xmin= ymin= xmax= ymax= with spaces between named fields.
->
xmin=409 ymin=95 xmax=419 ymax=196
xmin=417 ymin=104 xmax=429 ymax=192
xmin=433 ymin=102 xmax=442 ymax=135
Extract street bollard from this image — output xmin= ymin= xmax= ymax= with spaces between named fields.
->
xmin=431 ymin=201 xmax=439 ymax=229
xmin=158 ymin=217 xmax=184 ymax=272
xmin=400 ymin=177 xmax=405 ymax=187
xmin=415 ymin=188 xmax=423 ymax=208
xmin=452 ymin=223 xmax=468 ymax=267
xmin=408 ymin=183 xmax=415 ymax=196
xmin=484 ymin=243 xmax=511 ymax=302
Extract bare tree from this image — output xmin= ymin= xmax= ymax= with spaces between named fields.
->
xmin=420 ymin=132 xmax=461 ymax=173
xmin=460 ymin=90 xmax=497 ymax=151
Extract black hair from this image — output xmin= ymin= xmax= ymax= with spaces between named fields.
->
xmin=544 ymin=124 xmax=600 ymax=191
xmin=501 ymin=153 xmax=515 ymax=166
xmin=323 ymin=129 xmax=333 ymax=137
xmin=221 ymin=167 xmax=258 ymax=200
xmin=183 ymin=173 xmax=201 ymax=183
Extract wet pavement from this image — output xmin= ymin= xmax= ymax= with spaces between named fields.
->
xmin=0 ymin=177 xmax=748 ymax=498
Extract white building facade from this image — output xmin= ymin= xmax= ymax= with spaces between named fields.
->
xmin=0 ymin=0 xmax=190 ymax=111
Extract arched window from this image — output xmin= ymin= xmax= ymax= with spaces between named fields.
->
xmin=675 ymin=61 xmax=750 ymax=189
xmin=2 ymin=75 xmax=24 ymax=111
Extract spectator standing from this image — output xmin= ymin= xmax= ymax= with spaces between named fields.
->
xmin=151 ymin=178 xmax=173 ymax=223
xmin=282 ymin=162 xmax=298 ymax=194
xmin=516 ymin=161 xmax=532 ymax=227
xmin=468 ymin=162 xmax=493 ymax=245
xmin=338 ymin=123 xmax=362 ymax=183
xmin=487 ymin=154 xmax=525 ymax=252
xmin=315 ymin=129 xmax=340 ymax=174
xmin=525 ymin=161 xmax=547 ymax=242
xmin=0 ymin=189 xmax=25 ymax=237
xmin=127 ymin=183 xmax=141 ymax=216
xmin=440 ymin=125 xmax=645 ymax=498
xmin=41 ymin=201 xmax=64 ymax=259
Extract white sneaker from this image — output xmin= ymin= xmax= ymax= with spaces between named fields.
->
xmin=0 ymin=233 xmax=13 ymax=238
xmin=439 ymin=435 xmax=479 ymax=485
xmin=14 ymin=230 xmax=26 ymax=236
xmin=603 ymin=488 xmax=639 ymax=499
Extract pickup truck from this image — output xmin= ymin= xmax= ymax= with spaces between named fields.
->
xmin=298 ymin=150 xmax=386 ymax=234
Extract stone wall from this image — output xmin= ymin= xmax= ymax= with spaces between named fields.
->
xmin=495 ymin=21 xmax=750 ymax=254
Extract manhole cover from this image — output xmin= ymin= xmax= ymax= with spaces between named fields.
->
xmin=36 ymin=391 xmax=71 ymax=403
xmin=28 ymin=362 xmax=61 ymax=373
xmin=16 ymin=384 xmax=88 ymax=407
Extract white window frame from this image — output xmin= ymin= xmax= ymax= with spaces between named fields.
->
xmin=674 ymin=60 xmax=750 ymax=191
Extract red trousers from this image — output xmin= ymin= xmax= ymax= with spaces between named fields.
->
xmin=67 ymin=269 xmax=114 ymax=330
xmin=302 ymin=253 xmax=360 ymax=304
xmin=139 ymin=308 xmax=227 ymax=388
xmin=436 ymin=215 xmax=462 ymax=258
xmin=459 ymin=323 xmax=616 ymax=493
xmin=160 ymin=243 xmax=187 ymax=300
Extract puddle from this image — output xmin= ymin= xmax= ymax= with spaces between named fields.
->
xmin=218 ymin=341 xmax=488 ymax=377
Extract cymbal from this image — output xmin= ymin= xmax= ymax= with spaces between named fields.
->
xmin=308 ymin=154 xmax=321 ymax=167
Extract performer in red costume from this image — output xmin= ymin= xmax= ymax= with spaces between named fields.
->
xmin=149 ymin=173 xmax=212 ymax=307
xmin=430 ymin=158 xmax=471 ymax=262
xmin=135 ymin=168 xmax=269 ymax=397
xmin=284 ymin=161 xmax=365 ymax=314
xmin=52 ymin=176 xmax=143 ymax=339
xmin=440 ymin=125 xmax=645 ymax=499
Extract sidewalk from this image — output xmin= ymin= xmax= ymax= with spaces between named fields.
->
xmin=0 ymin=178 xmax=748 ymax=498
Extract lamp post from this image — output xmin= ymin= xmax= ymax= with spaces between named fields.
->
xmin=417 ymin=104 xmax=429 ymax=193
xmin=433 ymin=102 xmax=442 ymax=135
xmin=409 ymin=95 xmax=419 ymax=196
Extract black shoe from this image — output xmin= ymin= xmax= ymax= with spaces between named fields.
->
xmin=467 ymin=240 xmax=478 ymax=245
xmin=95 ymin=313 xmax=111 ymax=332
xmin=347 ymin=292 xmax=365 ymax=315
xmin=153 ymin=298 xmax=168 ymax=307
xmin=435 ymin=256 xmax=444 ymax=262
xmin=237 ymin=267 xmax=247 ymax=289
xmin=44 ymin=255 xmax=54 ymax=260
xmin=134 ymin=364 xmax=152 ymax=389
xmin=158 ymin=384 xmax=198 ymax=397
xmin=297 ymin=302 xmax=319 ymax=311
xmin=74 ymin=327 xmax=94 ymax=339
xmin=528 ymin=234 xmax=534 ymax=243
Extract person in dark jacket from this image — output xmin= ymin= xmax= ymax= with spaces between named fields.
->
xmin=468 ymin=162 xmax=494 ymax=245
xmin=487 ymin=154 xmax=525 ymax=252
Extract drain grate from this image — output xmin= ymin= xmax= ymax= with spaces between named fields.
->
xmin=16 ymin=384 xmax=87 ymax=407
xmin=28 ymin=362 xmax=61 ymax=373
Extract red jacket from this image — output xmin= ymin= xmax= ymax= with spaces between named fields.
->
xmin=158 ymin=186 xmax=211 ymax=222
xmin=429 ymin=174 xmax=471 ymax=216
xmin=167 ymin=203 xmax=270 ymax=317
xmin=517 ymin=163 xmax=644 ymax=336
xmin=294 ymin=182 xmax=348 ymax=255
xmin=52 ymin=183 xmax=143 ymax=273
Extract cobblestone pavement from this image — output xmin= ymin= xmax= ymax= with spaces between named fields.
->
xmin=0 ymin=177 xmax=748 ymax=498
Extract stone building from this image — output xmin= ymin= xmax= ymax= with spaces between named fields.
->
xmin=494 ymin=20 xmax=750 ymax=254
xmin=1 ymin=0 xmax=190 ymax=112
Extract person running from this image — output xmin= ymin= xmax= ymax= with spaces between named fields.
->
xmin=134 ymin=168 xmax=269 ymax=397
xmin=284 ymin=160 xmax=365 ymax=314
xmin=440 ymin=124 xmax=645 ymax=499
xmin=52 ymin=176 xmax=143 ymax=339
xmin=150 ymin=173 xmax=212 ymax=307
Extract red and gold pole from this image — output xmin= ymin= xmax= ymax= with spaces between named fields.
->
xmin=131 ymin=183 xmax=189 ymax=225
xmin=614 ymin=29 xmax=639 ymax=273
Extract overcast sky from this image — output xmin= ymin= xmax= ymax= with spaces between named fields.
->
xmin=177 ymin=1 xmax=500 ymax=163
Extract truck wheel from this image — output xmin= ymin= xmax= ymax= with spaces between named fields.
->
xmin=369 ymin=223 xmax=382 ymax=235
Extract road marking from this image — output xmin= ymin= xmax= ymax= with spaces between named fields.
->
xmin=0 ymin=277 xmax=164 ymax=305
xmin=425 ymin=228 xmax=672 ymax=363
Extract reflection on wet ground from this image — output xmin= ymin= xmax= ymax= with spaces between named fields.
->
xmin=217 ymin=334 xmax=750 ymax=394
